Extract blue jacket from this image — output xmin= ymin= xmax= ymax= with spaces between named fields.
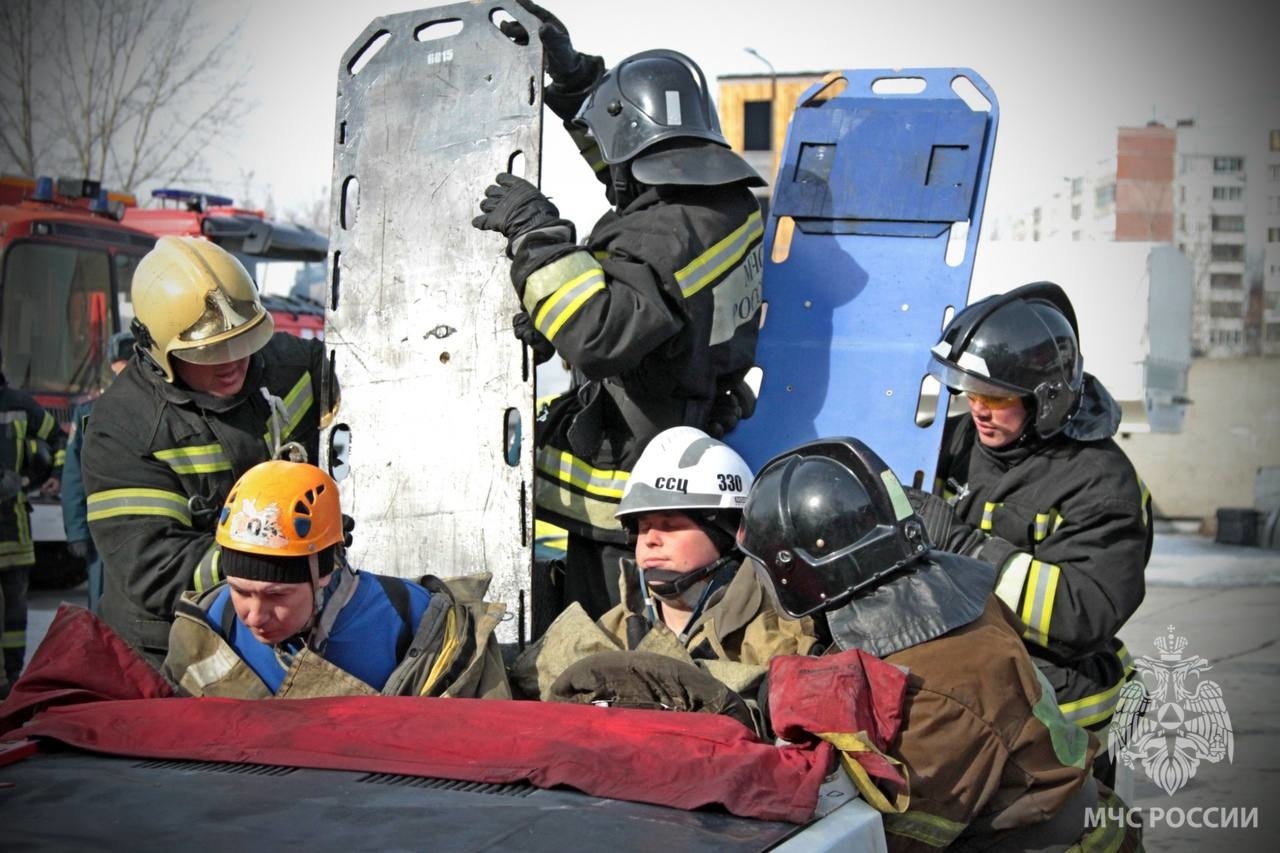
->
xmin=206 ymin=569 xmax=430 ymax=692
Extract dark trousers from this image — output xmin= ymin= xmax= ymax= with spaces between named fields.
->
xmin=1 ymin=564 xmax=30 ymax=683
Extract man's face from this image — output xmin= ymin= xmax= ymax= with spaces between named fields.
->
xmin=172 ymin=356 xmax=251 ymax=397
xmin=635 ymin=510 xmax=721 ymax=576
xmin=966 ymin=392 xmax=1030 ymax=448
xmin=227 ymin=576 xmax=317 ymax=645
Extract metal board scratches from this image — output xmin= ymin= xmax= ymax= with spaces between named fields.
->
xmin=726 ymin=69 xmax=998 ymax=488
xmin=324 ymin=3 xmax=542 ymax=643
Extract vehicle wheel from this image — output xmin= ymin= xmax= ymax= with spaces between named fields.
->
xmin=30 ymin=542 xmax=88 ymax=590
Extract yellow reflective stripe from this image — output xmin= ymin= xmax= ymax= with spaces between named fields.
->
xmin=883 ymin=809 xmax=967 ymax=848
xmin=1019 ymin=559 xmax=1060 ymax=647
xmin=674 ymin=210 xmax=764 ymax=299
xmin=1118 ymin=643 xmax=1134 ymax=676
xmin=1059 ymin=674 xmax=1127 ymax=728
xmin=88 ymin=488 xmax=193 ymax=526
xmin=155 ymin=444 xmax=232 ymax=475
xmin=421 ymin=607 xmax=461 ymax=696
xmin=54 ymin=448 xmax=66 ymax=467
xmin=1136 ymin=473 xmax=1151 ymax=527
xmin=980 ymin=500 xmax=1001 ymax=531
xmin=35 ymin=410 xmax=56 ymax=440
xmin=994 ymin=551 xmax=1032 ymax=612
xmin=539 ymin=276 xmax=606 ymax=341
xmin=534 ymin=519 xmax=568 ymax=553
xmin=1077 ymin=791 xmax=1129 ymax=852
xmin=524 ymin=252 xmax=606 ymax=339
xmin=1 ymin=629 xmax=26 ymax=649
xmin=535 ymin=447 xmax=628 ymax=499
xmin=192 ymin=547 xmax=221 ymax=595
xmin=277 ymin=374 xmax=315 ymax=440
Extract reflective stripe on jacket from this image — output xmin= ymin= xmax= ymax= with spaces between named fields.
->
xmin=82 ymin=333 xmax=328 ymax=660
xmin=0 ymin=386 xmax=68 ymax=569
xmin=937 ymin=412 xmax=1151 ymax=729
xmin=517 ymin=184 xmax=764 ymax=541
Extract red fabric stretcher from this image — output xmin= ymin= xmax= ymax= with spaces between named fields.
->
xmin=1 ymin=605 xmax=907 ymax=824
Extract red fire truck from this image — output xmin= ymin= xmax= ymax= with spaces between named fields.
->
xmin=0 ymin=176 xmax=328 ymax=585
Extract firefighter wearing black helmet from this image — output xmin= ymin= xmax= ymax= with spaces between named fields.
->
xmin=737 ymin=436 xmax=1140 ymax=852
xmin=474 ymin=2 xmax=766 ymax=619
xmin=919 ymin=281 xmax=1152 ymax=784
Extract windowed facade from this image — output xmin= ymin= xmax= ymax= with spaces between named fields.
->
xmin=1210 ymin=244 xmax=1245 ymax=261
xmin=1212 ymin=214 xmax=1245 ymax=232
xmin=1212 ymin=186 xmax=1243 ymax=200
xmin=1210 ymin=273 xmax=1243 ymax=290
xmin=1271 ymin=129 xmax=1280 ymax=151
xmin=1270 ymin=164 xmax=1280 ymax=182
xmin=742 ymin=101 xmax=772 ymax=151
xmin=1094 ymin=183 xmax=1115 ymax=207
xmin=1269 ymin=227 xmax=1280 ymax=243
xmin=1213 ymin=156 xmax=1244 ymax=173
xmin=1209 ymin=301 xmax=1242 ymax=318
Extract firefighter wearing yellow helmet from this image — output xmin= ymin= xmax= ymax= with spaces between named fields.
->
xmin=81 ymin=236 xmax=335 ymax=664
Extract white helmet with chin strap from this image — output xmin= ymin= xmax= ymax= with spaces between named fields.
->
xmin=616 ymin=425 xmax=753 ymax=529
xmin=617 ymin=427 xmax=754 ymax=615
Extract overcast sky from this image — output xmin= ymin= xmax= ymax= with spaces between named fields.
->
xmin=202 ymin=0 xmax=1278 ymax=231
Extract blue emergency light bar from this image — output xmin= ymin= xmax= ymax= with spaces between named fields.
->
xmin=151 ymin=187 xmax=235 ymax=207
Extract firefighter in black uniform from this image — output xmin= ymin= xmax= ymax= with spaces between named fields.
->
xmin=474 ymin=2 xmax=766 ymax=621
xmin=0 ymin=357 xmax=67 ymax=692
xmin=82 ymin=236 xmax=332 ymax=665
xmin=914 ymin=281 xmax=1152 ymax=784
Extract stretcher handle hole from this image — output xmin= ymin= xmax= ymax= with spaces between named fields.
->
xmin=340 ymin=176 xmax=359 ymax=231
xmin=415 ymin=18 xmax=464 ymax=42
xmin=490 ymin=8 xmax=527 ymax=45
xmin=951 ymin=75 xmax=992 ymax=112
xmin=871 ymin=76 xmax=926 ymax=95
xmin=348 ymin=30 xmax=390 ymax=76
xmin=801 ymin=72 xmax=846 ymax=107
xmin=914 ymin=374 xmax=942 ymax=428
xmin=504 ymin=408 xmax=522 ymax=467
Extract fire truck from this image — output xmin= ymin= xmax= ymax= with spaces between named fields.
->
xmin=121 ymin=187 xmax=328 ymax=339
xmin=0 ymin=176 xmax=328 ymax=586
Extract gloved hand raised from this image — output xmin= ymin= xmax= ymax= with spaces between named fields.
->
xmin=705 ymin=377 xmax=757 ymax=439
xmin=513 ymin=311 xmax=556 ymax=365
xmin=905 ymin=487 xmax=984 ymax=554
xmin=472 ymin=173 xmax=561 ymax=249
xmin=502 ymin=1 xmax=599 ymax=90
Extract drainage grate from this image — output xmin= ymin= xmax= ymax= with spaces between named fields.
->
xmin=132 ymin=759 xmax=299 ymax=777
xmin=356 ymin=773 xmax=537 ymax=797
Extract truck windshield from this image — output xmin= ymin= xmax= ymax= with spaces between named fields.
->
xmin=2 ymin=241 xmax=136 ymax=394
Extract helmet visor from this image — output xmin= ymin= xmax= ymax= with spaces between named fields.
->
xmin=927 ymin=351 xmax=1025 ymax=398
xmin=171 ymin=312 xmax=274 ymax=366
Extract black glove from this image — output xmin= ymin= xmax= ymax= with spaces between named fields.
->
xmin=905 ymin=487 xmax=984 ymax=554
xmin=472 ymin=173 xmax=561 ymax=248
xmin=504 ymin=1 xmax=599 ymax=89
xmin=342 ymin=513 xmax=356 ymax=548
xmin=705 ymin=378 xmax=757 ymax=439
xmin=513 ymin=312 xmax=555 ymax=364
xmin=67 ymin=538 xmax=94 ymax=562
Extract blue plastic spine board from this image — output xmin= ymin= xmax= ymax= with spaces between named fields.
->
xmin=726 ymin=68 xmax=999 ymax=488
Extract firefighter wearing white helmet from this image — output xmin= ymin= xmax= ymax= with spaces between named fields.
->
xmin=80 ymin=236 xmax=334 ymax=664
xmin=511 ymin=427 xmax=817 ymax=704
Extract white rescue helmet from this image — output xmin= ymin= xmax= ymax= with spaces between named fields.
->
xmin=616 ymin=426 xmax=753 ymax=526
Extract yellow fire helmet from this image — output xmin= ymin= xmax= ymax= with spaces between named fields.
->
xmin=131 ymin=235 xmax=274 ymax=382
xmin=216 ymin=460 xmax=343 ymax=583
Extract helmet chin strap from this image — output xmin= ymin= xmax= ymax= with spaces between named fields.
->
xmin=644 ymin=554 xmax=734 ymax=606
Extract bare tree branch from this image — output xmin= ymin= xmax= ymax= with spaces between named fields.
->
xmin=0 ymin=0 xmax=251 ymax=194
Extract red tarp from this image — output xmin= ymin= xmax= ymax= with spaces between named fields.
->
xmin=0 ymin=606 xmax=904 ymax=824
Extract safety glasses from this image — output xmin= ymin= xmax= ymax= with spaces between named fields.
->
xmin=963 ymin=391 xmax=1022 ymax=410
